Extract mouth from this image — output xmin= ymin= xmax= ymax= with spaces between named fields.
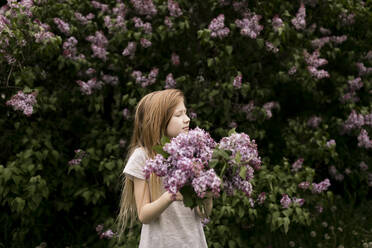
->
xmin=183 ymin=127 xmax=189 ymax=131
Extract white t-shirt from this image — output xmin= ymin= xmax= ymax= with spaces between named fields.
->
xmin=123 ymin=147 xmax=208 ymax=248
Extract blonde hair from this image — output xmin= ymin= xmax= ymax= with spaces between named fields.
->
xmin=117 ymin=89 xmax=185 ymax=238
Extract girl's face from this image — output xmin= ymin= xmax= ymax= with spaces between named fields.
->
xmin=166 ymin=100 xmax=190 ymax=138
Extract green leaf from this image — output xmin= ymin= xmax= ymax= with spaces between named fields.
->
xmin=225 ymin=45 xmax=233 ymax=55
xmin=228 ymin=128 xmax=236 ymax=136
xmin=160 ymin=136 xmax=170 ymax=146
xmin=239 ymin=166 xmax=247 ymax=179
xmin=153 ymin=145 xmax=168 ymax=158
xmin=180 ymin=185 xmax=196 ymax=208
xmin=283 ymin=217 xmax=290 ymax=233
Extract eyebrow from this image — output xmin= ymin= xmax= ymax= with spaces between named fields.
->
xmin=175 ymin=108 xmax=187 ymax=114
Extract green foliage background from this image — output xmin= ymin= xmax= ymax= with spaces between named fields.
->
xmin=0 ymin=0 xmax=371 ymax=247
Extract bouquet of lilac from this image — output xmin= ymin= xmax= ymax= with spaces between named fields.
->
xmin=144 ymin=127 xmax=221 ymax=208
xmin=143 ymin=127 xmax=261 ymax=209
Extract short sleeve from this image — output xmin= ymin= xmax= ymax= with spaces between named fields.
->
xmin=123 ymin=147 xmax=148 ymax=181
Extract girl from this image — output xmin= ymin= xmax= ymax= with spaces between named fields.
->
xmin=117 ymin=89 xmax=213 ymax=247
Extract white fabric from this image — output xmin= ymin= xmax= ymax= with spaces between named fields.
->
xmin=123 ymin=147 xmax=208 ymax=248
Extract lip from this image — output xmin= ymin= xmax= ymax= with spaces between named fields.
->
xmin=183 ymin=127 xmax=189 ymax=130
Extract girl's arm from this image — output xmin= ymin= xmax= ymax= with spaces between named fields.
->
xmin=133 ymin=177 xmax=182 ymax=224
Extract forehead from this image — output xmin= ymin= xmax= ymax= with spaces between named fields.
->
xmin=174 ymin=101 xmax=186 ymax=111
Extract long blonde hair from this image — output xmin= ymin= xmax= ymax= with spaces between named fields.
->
xmin=117 ymin=89 xmax=185 ymax=237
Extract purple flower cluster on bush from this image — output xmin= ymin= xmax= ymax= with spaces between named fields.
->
xmin=6 ymin=91 xmax=38 ymax=116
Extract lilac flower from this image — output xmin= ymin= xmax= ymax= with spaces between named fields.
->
xmin=344 ymin=168 xmax=351 ymax=175
xmin=359 ymin=161 xmax=368 ymax=171
xmin=102 ymin=74 xmax=119 ymax=85
xmin=53 ymin=18 xmax=70 ymax=35
xmin=144 ymin=154 xmax=167 ymax=178
xmin=280 ymin=194 xmax=292 ymax=208
xmin=192 ymin=169 xmax=221 ymax=198
xmin=339 ymin=11 xmax=355 ymax=26
xmin=86 ymin=68 xmax=96 ymax=75
xmin=262 ymin=101 xmax=279 ymax=119
xmin=288 ymin=66 xmax=297 ymax=75
xmin=357 ymin=129 xmax=372 ymax=149
xmin=130 ymin=0 xmax=157 ymax=17
xmin=95 ymin=224 xmax=104 ymax=233
xmin=189 ymin=110 xmax=197 ymax=119
xmin=62 ymin=37 xmax=79 ymax=59
xmin=140 ymin=38 xmax=151 ymax=48
xmin=34 ymin=28 xmax=55 ymax=43
xmin=119 ymin=139 xmax=127 ymax=148
xmin=272 ymin=15 xmax=283 ymax=32
xmin=298 ymin=181 xmax=310 ymax=189
xmin=76 ymin=78 xmax=103 ymax=95
xmin=311 ymin=37 xmax=330 ymax=49
xmin=292 ymin=197 xmax=304 ymax=206
xmin=165 ymin=73 xmax=176 ymax=89
xmin=330 ymin=35 xmax=347 ymax=44
xmin=319 ymin=27 xmax=331 ymax=35
xmin=91 ymin=1 xmax=109 ymax=13
xmin=168 ymin=0 xmax=182 ymax=17
xmin=356 ymin=62 xmax=372 ymax=76
xmin=307 ymin=66 xmax=330 ymax=79
xmin=171 ymin=53 xmax=180 ymax=66
xmin=235 ymin=14 xmax=263 ymax=39
xmin=241 ymin=101 xmax=256 ymax=121
xmin=326 ymin=139 xmax=336 ymax=148
xmin=316 ymin=205 xmax=323 ymax=213
xmin=265 ymin=42 xmax=279 ymax=53
xmin=228 ymin=121 xmax=238 ymax=129
xmin=164 ymin=16 xmax=173 ymax=28
xmin=307 ymin=116 xmax=322 ymax=128
xmin=348 ymin=77 xmax=363 ymax=92
xmin=233 ymin=74 xmax=242 ymax=89
xmin=122 ymin=42 xmax=137 ymax=57
xmin=257 ymin=192 xmax=266 ymax=205
xmin=342 ymin=110 xmax=364 ymax=133
xmin=132 ymin=17 xmax=152 ymax=34
xmin=86 ymin=31 xmax=108 ymax=60
xmin=68 ymin=149 xmax=87 ymax=165
xmin=208 ymin=14 xmax=230 ymax=39
xmin=291 ymin=4 xmax=306 ymax=30
xmin=6 ymin=91 xmax=37 ymax=116
xmin=292 ymin=158 xmax=304 ymax=172
xmin=304 ymin=50 xmax=328 ymax=68
xmin=312 ymin=178 xmax=331 ymax=193
xmin=100 ymin=229 xmax=115 ymax=239
xmin=75 ymin=12 xmax=95 ymax=25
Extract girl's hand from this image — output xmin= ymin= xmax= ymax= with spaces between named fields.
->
xmin=173 ymin=191 xmax=183 ymax=201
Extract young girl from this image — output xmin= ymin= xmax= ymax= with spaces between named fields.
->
xmin=117 ymin=89 xmax=213 ymax=247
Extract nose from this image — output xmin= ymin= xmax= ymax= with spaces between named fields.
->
xmin=184 ymin=114 xmax=190 ymax=123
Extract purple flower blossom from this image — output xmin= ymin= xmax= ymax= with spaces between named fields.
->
xmin=312 ymin=178 xmax=331 ymax=193
xmin=235 ymin=14 xmax=263 ymax=39
xmin=330 ymin=35 xmax=347 ymax=44
xmin=265 ymin=42 xmax=279 ymax=53
xmin=132 ymin=17 xmax=152 ymax=34
xmin=291 ymin=4 xmax=306 ymax=30
xmin=76 ymin=78 xmax=103 ymax=95
xmin=165 ymin=73 xmax=176 ymax=89
xmin=53 ymin=18 xmax=70 ymax=35
xmin=339 ymin=11 xmax=355 ymax=26
xmin=62 ymin=37 xmax=84 ymax=60
xmin=288 ymin=66 xmax=297 ymax=75
xmin=68 ymin=149 xmax=87 ymax=165
xmin=75 ymin=12 xmax=95 ymax=25
xmin=164 ymin=16 xmax=173 ymax=28
xmin=326 ymin=139 xmax=336 ymax=148
xmin=348 ymin=77 xmax=363 ymax=92
xmin=91 ymin=1 xmax=109 ymax=13
xmin=342 ymin=110 xmax=364 ymax=133
xmin=263 ymin=102 xmax=280 ymax=119
xmin=359 ymin=161 xmax=368 ymax=171
xmin=6 ymin=91 xmax=37 ymax=116
xmin=86 ymin=31 xmax=108 ymax=60
xmin=122 ymin=42 xmax=137 ymax=57
xmin=307 ymin=116 xmax=322 ymax=128
xmin=171 ymin=53 xmax=180 ymax=66
xmin=292 ymin=197 xmax=304 ymax=206
xmin=298 ymin=181 xmax=310 ymax=189
xmin=208 ymin=14 xmax=230 ymax=39
xmin=168 ymin=0 xmax=182 ymax=17
xmin=95 ymin=224 xmax=104 ymax=233
xmin=100 ymin=229 xmax=115 ymax=239
xmin=319 ymin=27 xmax=331 ymax=35
xmin=272 ymin=15 xmax=283 ymax=32
xmin=241 ymin=101 xmax=256 ymax=121
xmin=280 ymin=194 xmax=292 ymax=208
xmin=356 ymin=62 xmax=372 ymax=76
xmin=192 ymin=169 xmax=221 ymax=198
xmin=311 ymin=37 xmax=330 ymax=49
xmin=357 ymin=129 xmax=372 ymax=149
xmin=228 ymin=121 xmax=238 ymax=129
xmin=233 ymin=74 xmax=242 ymax=89
xmin=292 ymin=158 xmax=304 ymax=172
xmin=257 ymin=192 xmax=266 ymax=205
xmin=189 ymin=110 xmax=197 ymax=119
xmin=130 ymin=0 xmax=157 ymax=17
xmin=140 ymin=38 xmax=151 ymax=48
xmin=132 ymin=68 xmax=158 ymax=87
xmin=102 ymin=74 xmax=119 ymax=85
